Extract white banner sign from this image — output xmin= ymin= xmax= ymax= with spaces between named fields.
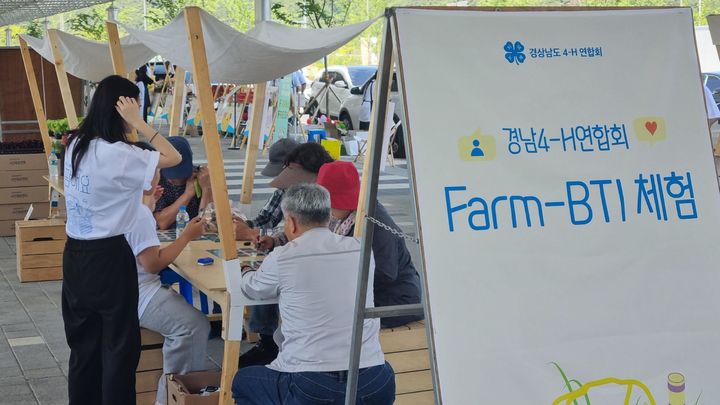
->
xmin=396 ymin=8 xmax=720 ymax=404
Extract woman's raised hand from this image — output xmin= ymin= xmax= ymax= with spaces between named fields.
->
xmin=115 ymin=96 xmax=144 ymax=130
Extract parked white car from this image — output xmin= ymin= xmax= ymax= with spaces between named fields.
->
xmin=339 ymin=73 xmax=407 ymax=158
xmin=306 ymin=66 xmax=377 ymax=119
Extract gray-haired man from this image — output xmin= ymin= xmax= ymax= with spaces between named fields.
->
xmin=231 ymin=183 xmax=395 ymax=404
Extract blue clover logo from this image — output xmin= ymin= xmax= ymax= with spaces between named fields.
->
xmin=504 ymin=41 xmax=526 ymax=65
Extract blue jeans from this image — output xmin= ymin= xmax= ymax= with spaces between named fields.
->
xmin=232 ymin=362 xmax=395 ymax=405
xmin=249 ymin=304 xmax=279 ymax=336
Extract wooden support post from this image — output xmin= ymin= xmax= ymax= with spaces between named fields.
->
xmin=105 ymin=21 xmax=139 ymax=141
xmin=240 ymin=82 xmax=267 ymax=204
xmin=185 ymin=9 xmax=239 ymax=403
xmin=184 ymin=7 xmax=236 ymax=260
xmin=47 ymin=29 xmax=79 ymax=130
xmin=19 ymin=38 xmax=53 ymax=158
xmin=354 ymin=50 xmax=395 ymax=238
xmin=105 ymin=21 xmax=126 ymax=77
xmin=169 ymin=67 xmax=186 ymax=136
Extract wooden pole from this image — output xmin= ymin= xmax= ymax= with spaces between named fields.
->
xmin=105 ymin=21 xmax=139 ymax=142
xmin=184 ymin=7 xmax=236 ymax=260
xmin=47 ymin=29 xmax=79 ymax=130
xmin=105 ymin=21 xmax=126 ymax=77
xmin=239 ymin=82 xmax=267 ymax=204
xmin=354 ymin=53 xmax=395 ymax=238
xmin=184 ymin=9 xmax=239 ymax=404
xmin=169 ymin=66 xmax=186 ymax=136
xmin=19 ymin=38 xmax=53 ymax=158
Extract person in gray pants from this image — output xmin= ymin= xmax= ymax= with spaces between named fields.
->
xmin=126 ymin=141 xmax=211 ymax=405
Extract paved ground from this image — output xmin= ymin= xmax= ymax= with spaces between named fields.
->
xmin=0 ymin=135 xmax=419 ymax=404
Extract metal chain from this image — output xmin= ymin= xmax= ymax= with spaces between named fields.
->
xmin=364 ymin=215 xmax=420 ymax=244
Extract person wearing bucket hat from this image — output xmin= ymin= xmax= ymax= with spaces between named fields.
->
xmin=236 ymin=142 xmax=333 ymax=368
xmin=317 ymin=161 xmax=423 ymax=328
xmin=154 ymin=136 xmax=213 ymax=230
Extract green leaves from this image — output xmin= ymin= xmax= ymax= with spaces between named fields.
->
xmin=68 ymin=9 xmax=106 ymax=41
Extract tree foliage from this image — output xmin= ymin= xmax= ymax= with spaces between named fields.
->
xmin=24 ymin=20 xmax=43 ymax=38
xmin=68 ymin=8 xmax=106 ymax=41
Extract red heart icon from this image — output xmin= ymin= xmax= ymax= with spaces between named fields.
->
xmin=645 ymin=121 xmax=658 ymax=136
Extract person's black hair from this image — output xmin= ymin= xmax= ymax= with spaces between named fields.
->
xmin=135 ymin=65 xmax=153 ymax=85
xmin=132 ymin=141 xmax=156 ymax=151
xmin=284 ymin=142 xmax=334 ymax=173
xmin=67 ymin=75 xmax=140 ymax=178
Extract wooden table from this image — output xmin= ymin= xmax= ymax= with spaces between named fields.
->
xmin=168 ymin=239 xmax=269 ymax=405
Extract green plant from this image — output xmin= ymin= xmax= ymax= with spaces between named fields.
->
xmin=47 ymin=118 xmax=70 ymax=136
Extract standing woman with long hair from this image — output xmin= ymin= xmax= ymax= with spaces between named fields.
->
xmin=62 ymin=75 xmax=181 ymax=405
xmin=135 ymin=65 xmax=153 ymax=122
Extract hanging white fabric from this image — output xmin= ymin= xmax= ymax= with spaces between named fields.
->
xmin=123 ymin=9 xmax=377 ymax=84
xmin=20 ymin=30 xmax=156 ymax=83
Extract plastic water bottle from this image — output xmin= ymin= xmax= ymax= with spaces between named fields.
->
xmin=48 ymin=151 xmax=59 ymax=179
xmin=176 ymin=205 xmax=189 ymax=239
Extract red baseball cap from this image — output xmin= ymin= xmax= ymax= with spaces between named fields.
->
xmin=316 ymin=161 xmax=360 ymax=211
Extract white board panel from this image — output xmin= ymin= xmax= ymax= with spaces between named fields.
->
xmin=395 ymin=8 xmax=720 ymax=404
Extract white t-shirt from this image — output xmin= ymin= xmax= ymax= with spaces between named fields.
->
xmin=360 ymin=80 xmax=375 ymax=123
xmin=241 ymin=227 xmax=384 ymax=373
xmin=136 ymin=82 xmax=146 ymax=115
xmin=64 ymin=138 xmax=159 ymax=239
xmin=125 ymin=205 xmax=162 ymax=318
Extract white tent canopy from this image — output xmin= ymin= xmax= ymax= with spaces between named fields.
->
xmin=20 ymin=30 xmax=157 ymax=82
xmin=123 ymin=9 xmax=376 ymax=84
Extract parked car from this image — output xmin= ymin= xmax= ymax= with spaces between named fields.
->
xmin=339 ymin=73 xmax=407 ymax=159
xmin=704 ymin=72 xmax=720 ymax=109
xmin=306 ymin=66 xmax=377 ymax=118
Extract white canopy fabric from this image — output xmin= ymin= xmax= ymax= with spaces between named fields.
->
xmin=123 ymin=9 xmax=376 ymax=84
xmin=20 ymin=31 xmax=157 ymax=82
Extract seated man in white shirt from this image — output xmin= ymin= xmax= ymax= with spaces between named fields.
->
xmin=231 ymin=183 xmax=395 ymax=404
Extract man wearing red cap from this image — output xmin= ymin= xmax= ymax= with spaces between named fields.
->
xmin=316 ymin=161 xmax=423 ymax=328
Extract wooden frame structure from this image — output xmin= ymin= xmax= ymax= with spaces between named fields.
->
xmin=183 ymin=7 xmax=242 ymax=404
xmin=18 ymin=37 xmax=53 ymax=158
xmin=46 ymin=29 xmax=79 ymax=131
xmin=169 ymin=67 xmax=186 ymax=136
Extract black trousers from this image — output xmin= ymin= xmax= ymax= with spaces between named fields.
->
xmin=62 ymin=235 xmax=140 ymax=405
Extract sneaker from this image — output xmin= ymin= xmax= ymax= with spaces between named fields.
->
xmin=238 ymin=336 xmax=278 ymax=368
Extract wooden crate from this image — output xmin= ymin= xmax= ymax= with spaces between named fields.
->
xmin=15 ymin=219 xmax=66 ymax=282
xmin=137 ymin=328 xmax=164 ymax=404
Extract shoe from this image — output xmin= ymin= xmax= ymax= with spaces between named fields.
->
xmin=238 ymin=335 xmax=278 ymax=368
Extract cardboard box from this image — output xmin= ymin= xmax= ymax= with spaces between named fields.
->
xmin=0 ymin=203 xmax=50 ymax=221
xmin=167 ymin=371 xmax=220 ymax=405
xmin=0 ymin=153 xmax=47 ymax=171
xmin=0 ymin=186 xmax=48 ymax=205
xmin=0 ymin=170 xmax=49 ymax=188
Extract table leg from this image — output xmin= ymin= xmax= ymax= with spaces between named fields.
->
xmin=219 ymin=339 xmax=241 ymax=405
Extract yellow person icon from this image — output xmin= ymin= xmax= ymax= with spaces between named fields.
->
xmin=458 ymin=130 xmax=496 ymax=161
xmin=634 ymin=116 xmax=667 ymax=145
